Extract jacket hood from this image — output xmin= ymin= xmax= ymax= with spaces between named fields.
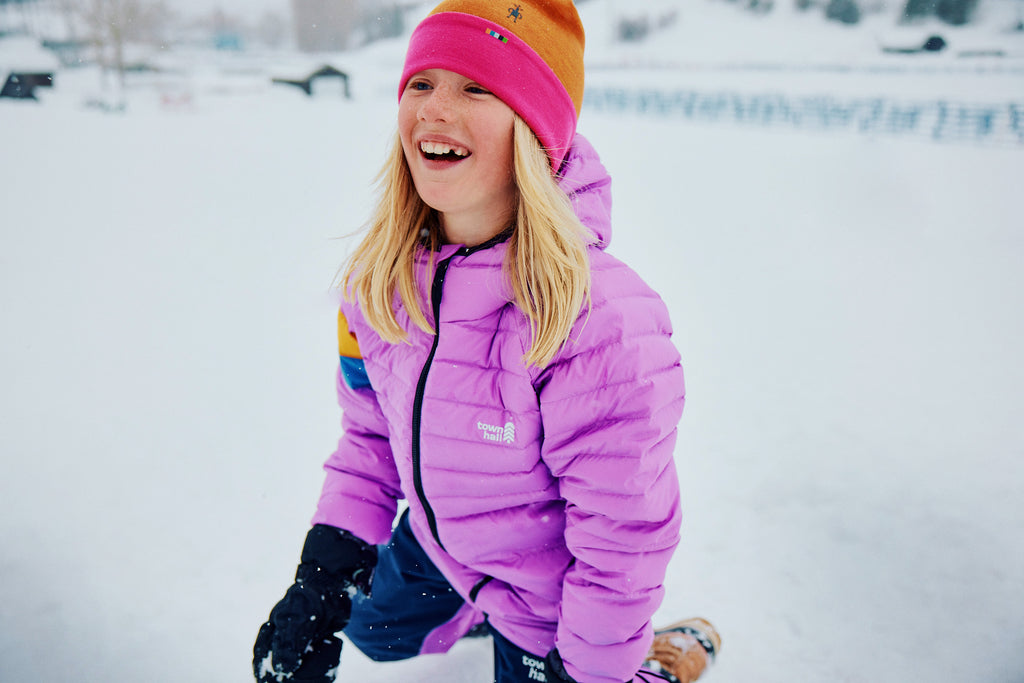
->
xmin=558 ymin=133 xmax=612 ymax=250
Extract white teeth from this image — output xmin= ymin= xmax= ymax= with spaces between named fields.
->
xmin=420 ymin=141 xmax=469 ymax=157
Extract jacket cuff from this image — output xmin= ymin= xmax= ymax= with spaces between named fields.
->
xmin=300 ymin=524 xmax=378 ymax=579
xmin=546 ymin=649 xmax=579 ymax=682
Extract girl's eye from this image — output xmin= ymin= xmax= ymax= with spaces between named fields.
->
xmin=466 ymin=85 xmax=491 ymax=95
xmin=410 ymin=81 xmax=432 ymax=91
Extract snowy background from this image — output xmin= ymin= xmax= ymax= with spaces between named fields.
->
xmin=2 ymin=1 xmax=1023 ymax=681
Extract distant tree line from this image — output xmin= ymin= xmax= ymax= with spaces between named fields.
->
xmin=728 ymin=0 xmax=983 ymax=25
xmin=901 ymin=0 xmax=979 ymax=24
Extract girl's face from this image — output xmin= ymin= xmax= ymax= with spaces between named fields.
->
xmin=398 ymin=68 xmax=516 ymax=247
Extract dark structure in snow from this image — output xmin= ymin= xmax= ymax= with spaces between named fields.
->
xmin=881 ymin=34 xmax=948 ymax=53
xmin=272 ymin=65 xmax=351 ymax=98
xmin=1 ymin=71 xmax=52 ymax=98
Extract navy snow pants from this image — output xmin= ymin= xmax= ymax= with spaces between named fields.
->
xmin=343 ymin=510 xmax=551 ymax=682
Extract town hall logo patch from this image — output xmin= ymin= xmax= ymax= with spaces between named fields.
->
xmin=520 ymin=654 xmax=547 ymax=681
xmin=477 ymin=420 xmax=515 ymax=445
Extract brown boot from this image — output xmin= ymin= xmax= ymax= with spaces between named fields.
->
xmin=642 ymin=617 xmax=721 ymax=683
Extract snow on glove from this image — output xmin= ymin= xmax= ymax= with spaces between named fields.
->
xmin=253 ymin=525 xmax=377 ymax=683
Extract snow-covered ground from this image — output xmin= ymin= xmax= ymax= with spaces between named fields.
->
xmin=2 ymin=1 xmax=1022 ymax=682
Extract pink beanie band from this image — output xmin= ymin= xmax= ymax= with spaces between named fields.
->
xmin=400 ymin=12 xmax=579 ymax=171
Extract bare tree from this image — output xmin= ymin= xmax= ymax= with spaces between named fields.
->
xmin=60 ymin=0 xmax=170 ymax=89
xmin=256 ymin=10 xmax=289 ymax=48
xmin=54 ymin=0 xmax=82 ymax=42
xmin=84 ymin=0 xmax=139 ymax=87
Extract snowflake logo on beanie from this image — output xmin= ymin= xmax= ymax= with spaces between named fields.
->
xmin=507 ymin=4 xmax=522 ymax=22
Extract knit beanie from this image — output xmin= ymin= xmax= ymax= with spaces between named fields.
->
xmin=400 ymin=1 xmax=585 ymax=171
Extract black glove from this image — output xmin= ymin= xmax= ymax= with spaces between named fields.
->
xmin=253 ymin=525 xmax=377 ymax=682
xmin=546 ymin=649 xmax=580 ymax=682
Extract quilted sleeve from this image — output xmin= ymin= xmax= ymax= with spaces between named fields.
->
xmin=537 ymin=258 xmax=685 ymax=683
xmin=311 ymin=308 xmax=403 ymax=545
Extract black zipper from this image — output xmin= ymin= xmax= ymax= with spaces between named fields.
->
xmin=469 ymin=575 xmax=493 ymax=602
xmin=410 ymin=237 xmax=507 ymax=551
xmin=411 ymin=253 xmax=456 ymax=550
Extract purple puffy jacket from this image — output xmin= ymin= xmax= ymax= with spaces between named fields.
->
xmin=313 ymin=134 xmax=684 ymax=683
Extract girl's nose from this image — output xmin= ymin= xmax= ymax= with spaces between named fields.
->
xmin=418 ymin=85 xmax=455 ymax=122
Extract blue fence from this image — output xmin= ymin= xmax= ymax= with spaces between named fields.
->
xmin=583 ymin=87 xmax=1024 ymax=146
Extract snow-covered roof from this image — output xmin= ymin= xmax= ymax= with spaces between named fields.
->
xmin=0 ymin=35 xmax=60 ymax=73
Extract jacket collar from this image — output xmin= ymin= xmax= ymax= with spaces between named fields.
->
xmin=411 ymin=133 xmax=613 ymax=324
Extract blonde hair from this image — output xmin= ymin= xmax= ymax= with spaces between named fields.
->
xmin=341 ymin=116 xmax=591 ymax=368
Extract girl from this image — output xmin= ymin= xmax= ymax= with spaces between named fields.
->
xmin=253 ymin=2 xmax=720 ymax=682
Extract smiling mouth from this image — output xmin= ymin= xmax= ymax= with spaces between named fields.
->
xmin=420 ymin=140 xmax=470 ymax=162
